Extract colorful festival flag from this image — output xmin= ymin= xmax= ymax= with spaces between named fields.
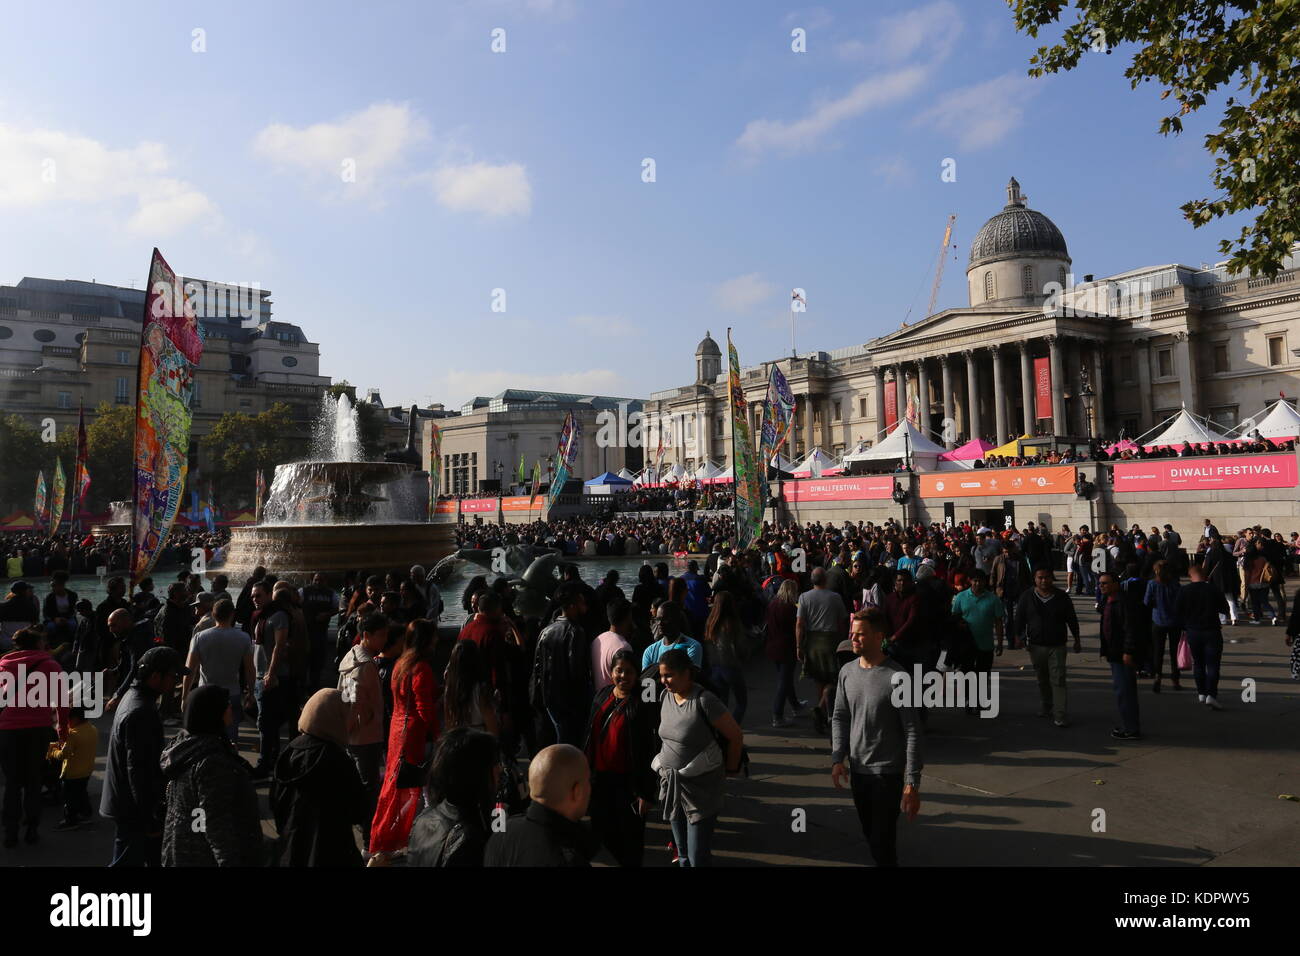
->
xmin=72 ymin=400 xmax=91 ymax=537
xmin=727 ymin=329 xmax=764 ymax=551
xmin=34 ymin=470 xmax=47 ymax=534
xmin=255 ymin=469 xmax=267 ymax=523
xmin=547 ymin=412 xmax=582 ymax=509
xmin=130 ymin=248 xmax=204 ymax=586
xmin=427 ymin=421 xmax=442 ymax=519
xmin=758 ymin=363 xmax=795 ymax=494
xmin=517 ymin=453 xmax=526 ymax=485
xmin=50 ymin=459 xmax=68 ymax=535
xmin=528 ymin=460 xmax=542 ymax=510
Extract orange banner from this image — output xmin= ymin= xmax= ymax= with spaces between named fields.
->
xmin=501 ymin=496 xmax=539 ymax=512
xmin=434 ymin=499 xmax=457 ymax=515
xmin=920 ymin=465 xmax=1076 ymax=498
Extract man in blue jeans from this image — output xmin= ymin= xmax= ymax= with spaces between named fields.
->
xmin=1099 ymin=573 xmax=1142 ymax=740
xmin=1175 ymin=564 xmax=1230 ymax=710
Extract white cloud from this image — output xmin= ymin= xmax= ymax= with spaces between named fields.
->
xmin=834 ymin=39 xmax=869 ymax=61
xmin=568 ymin=314 xmax=636 ymax=336
xmin=784 ymin=7 xmax=834 ymax=31
xmin=443 ymin=367 xmax=620 ymax=401
xmin=252 ymin=102 xmax=429 ymax=197
xmin=737 ymin=66 xmax=928 ymax=156
xmin=714 ymin=273 xmax=777 ymax=313
xmin=874 ymin=155 xmax=915 ymax=186
xmin=916 ymin=72 xmax=1040 ymax=150
xmin=0 ymin=123 xmax=217 ymax=235
xmin=430 ymin=161 xmax=532 ymax=217
xmin=876 ymin=1 xmax=963 ymax=62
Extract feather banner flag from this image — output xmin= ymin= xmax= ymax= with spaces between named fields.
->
xmin=130 ymin=248 xmax=204 ymax=586
xmin=50 ymin=459 xmax=68 ymax=535
xmin=528 ymin=460 xmax=542 ymax=510
xmin=727 ymin=329 xmax=764 ymax=551
xmin=427 ymin=421 xmax=442 ymax=519
xmin=34 ymin=470 xmax=48 ymax=535
xmin=71 ymin=400 xmax=91 ymax=537
xmin=547 ymin=412 xmax=581 ymax=509
xmin=255 ymin=469 xmax=267 ymax=523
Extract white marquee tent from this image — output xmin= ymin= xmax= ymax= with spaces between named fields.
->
xmin=790 ymin=447 xmax=842 ymax=478
xmin=1238 ymin=399 xmax=1300 ymax=440
xmin=1142 ymin=408 xmax=1231 ymax=448
xmin=840 ymin=419 xmax=945 ymax=470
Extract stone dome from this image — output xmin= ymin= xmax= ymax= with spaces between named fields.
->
xmin=695 ymin=331 xmax=721 ymax=356
xmin=968 ymin=178 xmax=1070 ymax=269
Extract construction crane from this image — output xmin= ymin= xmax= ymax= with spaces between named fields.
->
xmin=926 ymin=214 xmax=957 ymax=318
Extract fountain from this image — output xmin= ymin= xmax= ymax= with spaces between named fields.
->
xmin=222 ymin=393 xmax=456 ymax=579
xmin=90 ymin=501 xmax=133 ymax=538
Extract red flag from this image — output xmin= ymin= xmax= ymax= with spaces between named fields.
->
xmin=71 ymin=399 xmax=90 ymax=537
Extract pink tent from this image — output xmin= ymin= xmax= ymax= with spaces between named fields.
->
xmin=1105 ymin=438 xmax=1139 ymax=455
xmin=937 ymin=438 xmax=995 ymax=462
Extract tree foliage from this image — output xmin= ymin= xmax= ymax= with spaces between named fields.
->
xmin=1010 ymin=0 xmax=1300 ymax=276
xmin=201 ymin=403 xmax=296 ymax=506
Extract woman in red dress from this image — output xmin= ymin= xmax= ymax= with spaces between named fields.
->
xmin=367 ymin=620 xmax=441 ymax=864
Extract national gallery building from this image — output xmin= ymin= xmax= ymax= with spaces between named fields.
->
xmin=645 ymin=178 xmax=1300 ymax=470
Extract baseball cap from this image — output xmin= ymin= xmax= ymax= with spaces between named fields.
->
xmin=191 ymin=592 xmax=215 ymax=607
xmin=135 ymin=646 xmax=191 ymax=679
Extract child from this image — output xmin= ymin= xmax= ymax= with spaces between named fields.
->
xmin=49 ymin=707 xmax=98 ymax=830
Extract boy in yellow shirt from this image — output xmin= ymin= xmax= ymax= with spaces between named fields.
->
xmin=49 ymin=707 xmax=98 ymax=830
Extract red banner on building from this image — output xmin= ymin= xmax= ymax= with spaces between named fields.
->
xmin=783 ymin=475 xmax=894 ymax=502
xmin=1034 ymin=356 xmax=1052 ymax=421
xmin=884 ymin=380 xmax=898 ymax=429
xmin=1112 ymin=454 xmax=1298 ymax=492
xmin=920 ymin=465 xmax=1076 ymax=499
xmin=460 ymin=497 xmax=499 ymax=513
xmin=501 ymin=496 xmax=539 ymax=512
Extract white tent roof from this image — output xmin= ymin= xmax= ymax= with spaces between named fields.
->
xmin=1242 ymin=399 xmax=1300 ymax=439
xmin=667 ymin=463 xmax=687 ymax=480
xmin=769 ymin=453 xmax=795 ymax=473
xmin=1144 ymin=408 xmax=1230 ymax=447
xmin=616 ymin=467 xmax=636 ymax=480
xmin=693 ymin=461 xmax=723 ymax=480
xmin=842 ymin=419 xmax=946 ymax=462
xmin=790 ymin=447 xmax=841 ymax=476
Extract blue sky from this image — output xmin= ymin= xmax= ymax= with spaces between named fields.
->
xmin=0 ymin=0 xmax=1243 ymax=408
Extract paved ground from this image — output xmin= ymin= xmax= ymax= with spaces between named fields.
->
xmin=9 ymin=593 xmax=1299 ymax=867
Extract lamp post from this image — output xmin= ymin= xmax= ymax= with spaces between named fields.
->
xmin=1080 ymin=363 xmax=1096 ymax=442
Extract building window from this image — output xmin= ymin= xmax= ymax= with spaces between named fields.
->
xmin=984 ymin=271 xmax=994 ymax=301
xmin=1121 ymin=417 xmax=1139 ymax=437
xmin=1268 ymin=334 xmax=1287 ymax=366
xmin=239 ymin=399 xmax=251 ymax=407
xmin=859 ymin=397 xmax=867 ymax=418
xmin=115 ymin=377 xmax=130 ymax=404
xmin=192 ymin=381 xmax=202 ymax=408
xmin=57 ymin=391 xmax=71 ymax=409
xmin=1118 ymin=354 xmax=1134 ymax=383
xmin=117 ymin=350 xmax=130 ymax=364
xmin=34 ymin=329 xmax=56 ymax=343
xmin=1213 ymin=343 xmax=1229 ymax=373
xmin=0 ymin=326 xmax=12 ymax=339
xmin=833 ymin=400 xmax=842 ymax=421
xmin=282 ymin=356 xmax=298 ymax=368
xmin=1157 ymin=348 xmax=1173 ymax=378
xmin=1058 ymin=266 xmax=1068 ymax=288
xmin=1022 ymin=265 xmax=1034 ymax=295
xmin=1208 ymin=406 xmax=1238 ymax=430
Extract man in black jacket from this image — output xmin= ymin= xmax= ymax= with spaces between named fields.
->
xmin=1175 ymin=564 xmax=1230 ymax=709
xmin=1099 ymin=573 xmax=1141 ymax=739
xmin=101 ymin=646 xmax=189 ymax=866
xmin=485 ymin=744 xmax=596 ymax=867
xmin=1014 ymin=569 xmax=1081 ymax=727
xmin=531 ymin=584 xmax=591 ymax=747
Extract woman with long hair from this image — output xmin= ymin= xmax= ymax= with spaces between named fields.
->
xmin=765 ymin=578 xmax=807 ymax=728
xmin=703 ymin=591 xmax=749 ymax=725
xmin=407 ymin=727 xmax=500 ymax=867
xmin=368 ymin=619 xmax=442 ymax=865
xmin=442 ymin=639 xmax=498 ymax=736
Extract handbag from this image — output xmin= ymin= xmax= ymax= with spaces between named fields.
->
xmin=1176 ymin=635 xmax=1192 ymax=671
xmin=393 ymin=674 xmax=431 ymax=789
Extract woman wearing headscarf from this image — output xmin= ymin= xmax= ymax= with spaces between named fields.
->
xmin=161 ymin=684 xmax=262 ymax=866
xmin=271 ymin=688 xmax=366 ymax=867
xmin=368 ymin=620 xmax=442 ymax=865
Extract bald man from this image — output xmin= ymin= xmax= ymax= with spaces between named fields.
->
xmin=105 ymin=608 xmax=154 ymax=712
xmin=484 ymin=744 xmax=596 ymax=867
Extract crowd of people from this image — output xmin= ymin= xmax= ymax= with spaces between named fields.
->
xmin=1 ymin=511 xmax=1297 ymax=867
xmin=2 ymin=528 xmax=231 ymax=579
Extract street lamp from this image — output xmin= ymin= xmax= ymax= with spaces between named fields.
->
xmin=1080 ymin=363 xmax=1096 ymax=442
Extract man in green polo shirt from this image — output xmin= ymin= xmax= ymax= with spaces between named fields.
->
xmin=951 ymin=569 xmax=1003 ymax=716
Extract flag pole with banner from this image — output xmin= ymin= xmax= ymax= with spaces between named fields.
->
xmin=427 ymin=421 xmax=442 ymax=520
xmin=255 ymin=469 xmax=266 ymax=524
xmin=34 ymin=470 xmax=47 ymax=536
xmin=130 ymin=248 xmax=204 ymax=587
xmin=50 ymin=459 xmax=68 ymax=537
xmin=71 ymin=400 xmax=91 ymax=538
xmin=528 ymin=460 xmax=542 ymax=515
xmin=727 ymin=329 xmax=763 ymax=551
xmin=547 ymin=412 xmax=580 ymax=510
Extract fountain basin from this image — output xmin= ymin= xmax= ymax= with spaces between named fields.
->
xmin=223 ymin=521 xmax=457 ymax=581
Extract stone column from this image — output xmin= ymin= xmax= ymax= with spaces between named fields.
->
xmin=916 ymin=359 xmax=931 ymax=437
xmin=900 ymin=364 xmax=912 ymax=425
xmin=1048 ymin=335 xmax=1066 ymax=435
xmin=964 ymin=349 xmax=982 ymax=441
xmin=940 ymin=355 xmax=954 ymax=448
xmin=803 ymin=392 xmax=816 ymax=453
xmin=1135 ymin=338 xmax=1154 ymax=432
xmin=1019 ymin=340 xmax=1034 ymax=435
xmin=990 ymin=344 xmax=1008 ymax=446
xmin=1090 ymin=342 xmax=1106 ymax=438
xmin=872 ymin=368 xmax=886 ymax=441
xmin=1174 ymin=331 xmax=1197 ymax=412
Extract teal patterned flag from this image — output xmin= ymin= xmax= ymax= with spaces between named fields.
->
xmin=727 ymin=329 xmax=763 ymax=550
xmin=547 ymin=412 xmax=581 ymax=509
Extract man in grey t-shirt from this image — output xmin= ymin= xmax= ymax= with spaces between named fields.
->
xmin=183 ymin=599 xmax=255 ymax=743
xmin=797 ymin=567 xmax=850 ymax=736
xmin=831 ymin=607 xmax=922 ymax=866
